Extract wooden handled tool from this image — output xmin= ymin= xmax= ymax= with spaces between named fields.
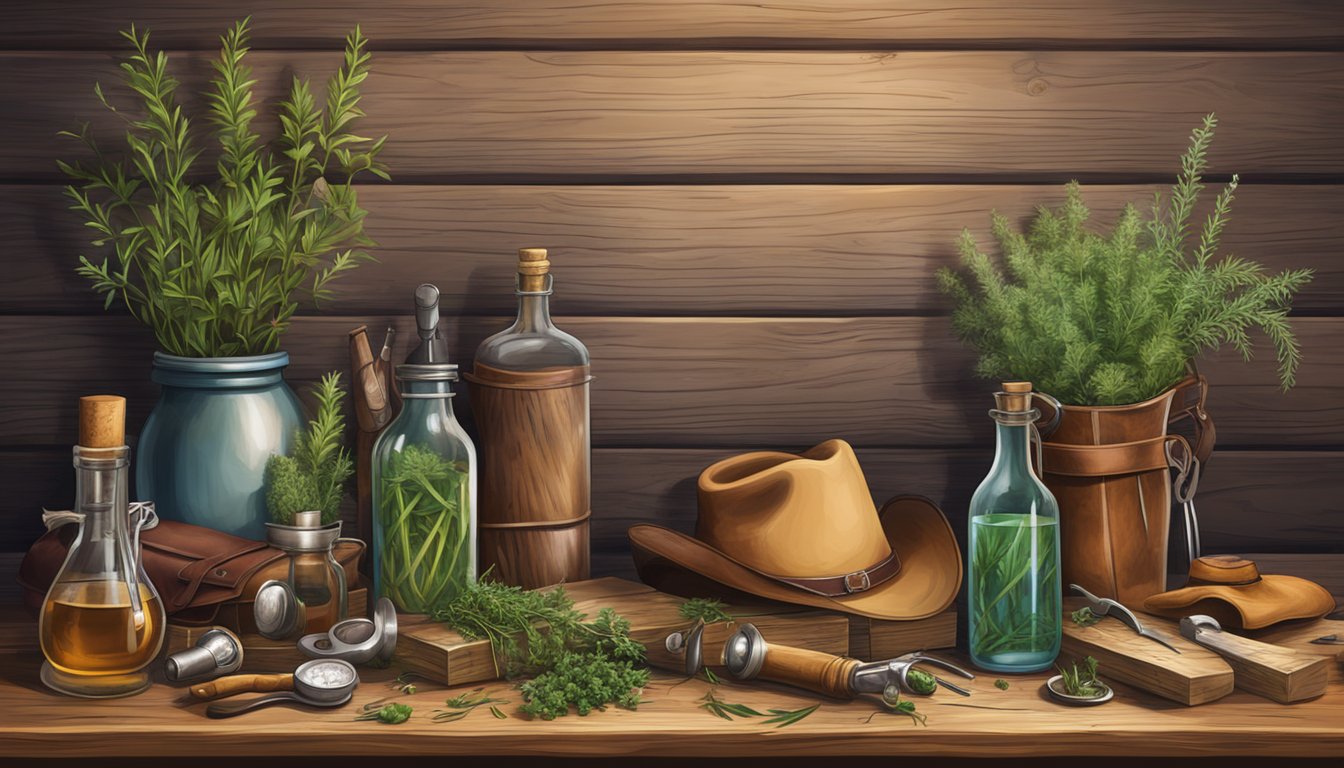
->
xmin=753 ymin=641 xmax=861 ymax=699
xmin=190 ymin=673 xmax=295 ymax=701
xmin=1180 ymin=615 xmax=1329 ymax=703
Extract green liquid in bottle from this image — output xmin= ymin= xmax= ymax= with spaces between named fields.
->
xmin=968 ymin=513 xmax=1061 ymax=672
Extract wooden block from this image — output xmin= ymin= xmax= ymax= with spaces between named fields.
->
xmin=1061 ymin=600 xmax=1234 ymax=706
xmin=1251 ymin=618 xmax=1344 ymax=683
xmin=394 ymin=577 xmax=850 ymax=685
xmin=864 ymin=610 xmax=958 ymax=659
xmin=1187 ymin=622 xmax=1330 ymax=703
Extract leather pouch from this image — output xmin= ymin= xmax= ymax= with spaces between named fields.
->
xmin=18 ymin=518 xmax=364 ymax=626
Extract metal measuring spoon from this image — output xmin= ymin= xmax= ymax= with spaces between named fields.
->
xmin=297 ymin=598 xmax=398 ymax=665
xmin=205 ymin=659 xmax=358 ymax=718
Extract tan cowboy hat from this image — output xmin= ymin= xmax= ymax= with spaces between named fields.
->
xmin=1143 ymin=555 xmax=1335 ymax=630
xmin=627 ymin=439 xmax=962 ymax=621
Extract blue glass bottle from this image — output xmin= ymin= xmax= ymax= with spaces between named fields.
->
xmin=967 ymin=381 xmax=1062 ymax=673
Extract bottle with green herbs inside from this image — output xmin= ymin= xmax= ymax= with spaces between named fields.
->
xmin=371 ymin=363 xmax=476 ymax=612
xmin=967 ymin=381 xmax=1062 ymax=673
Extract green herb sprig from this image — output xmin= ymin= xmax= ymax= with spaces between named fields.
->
xmin=377 ymin=444 xmax=472 ymax=612
xmin=1071 ymin=606 xmax=1101 ymax=627
xmin=265 ymin=372 xmax=354 ymax=525
xmin=939 ymin=114 xmax=1311 ymax=406
xmin=61 ymin=19 xmax=387 ymax=358
xmin=698 ymin=690 xmax=818 ymax=728
xmin=356 ymin=702 xmax=412 ymax=724
xmin=432 ymin=689 xmax=510 ymax=723
xmin=869 ymin=684 xmax=926 ymax=726
xmin=679 ymin=598 xmax=734 ymax=625
xmin=1057 ymin=656 xmax=1105 ymax=698
xmin=518 ymin=651 xmax=649 ymax=720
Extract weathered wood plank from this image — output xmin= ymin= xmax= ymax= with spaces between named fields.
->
xmin=8 ymin=183 xmax=1342 ymax=315
xmin=0 ymin=316 xmax=1337 ymax=448
xmin=5 ymin=52 xmax=1343 ymax=180
xmin=2 ymin=2 xmax=1341 ymax=50
xmin=3 ymin=445 xmax=1339 ymax=561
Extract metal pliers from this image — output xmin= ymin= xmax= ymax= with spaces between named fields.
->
xmin=1071 ymin=583 xmax=1182 ymax=654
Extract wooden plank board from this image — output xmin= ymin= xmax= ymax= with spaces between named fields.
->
xmin=5 ymin=52 xmax=1344 ymax=180
xmin=9 ymin=183 xmax=1344 ymax=316
xmin=1061 ymin=599 xmax=1235 ymax=706
xmin=0 ymin=648 xmax=1341 ymax=757
xmin=0 ymin=315 xmax=1339 ymax=449
xmin=393 ymin=577 xmax=854 ymax=684
xmin=3 ymin=2 xmax=1342 ymax=50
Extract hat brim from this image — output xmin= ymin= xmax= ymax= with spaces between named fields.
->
xmin=628 ymin=495 xmax=962 ymax=621
xmin=1142 ymin=574 xmax=1334 ymax=630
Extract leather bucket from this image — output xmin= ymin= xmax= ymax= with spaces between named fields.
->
xmin=1039 ymin=376 xmax=1214 ymax=605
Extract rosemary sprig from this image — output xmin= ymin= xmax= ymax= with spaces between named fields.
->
xmin=698 ymin=690 xmax=817 ymax=728
xmin=1057 ymin=656 xmax=1105 ymax=698
xmin=1071 ymin=606 xmax=1101 ymax=627
xmin=679 ymin=598 xmax=734 ymax=624
xmin=432 ymin=688 xmax=511 ymax=723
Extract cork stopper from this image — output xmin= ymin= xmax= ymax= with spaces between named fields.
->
xmin=79 ymin=395 xmax=126 ymax=448
xmin=518 ymin=247 xmax=550 ymax=292
xmin=995 ymin=381 xmax=1033 ymax=413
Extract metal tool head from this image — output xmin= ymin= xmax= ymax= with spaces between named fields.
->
xmin=723 ymin=623 xmax=766 ymax=681
xmin=1180 ymin=614 xmax=1222 ymax=641
xmin=164 ymin=628 xmax=244 ymax=682
xmin=852 ymin=651 xmax=975 ymax=697
xmin=297 ymin=597 xmax=399 ymax=665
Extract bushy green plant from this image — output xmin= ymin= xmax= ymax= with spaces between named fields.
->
xmin=266 ymin=372 xmax=354 ymax=525
xmin=938 ymin=115 xmax=1311 ymax=406
xmin=60 ymin=18 xmax=388 ymax=357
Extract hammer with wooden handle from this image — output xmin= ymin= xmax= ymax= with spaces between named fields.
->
xmin=190 ymin=673 xmax=294 ymax=701
xmin=1179 ymin=615 xmax=1329 ymax=703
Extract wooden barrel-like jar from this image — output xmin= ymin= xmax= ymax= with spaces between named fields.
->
xmin=467 ymin=361 xmax=592 ymax=588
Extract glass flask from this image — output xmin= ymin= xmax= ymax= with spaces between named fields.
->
xmin=39 ymin=395 xmax=165 ymax=698
xmin=372 ymin=363 xmax=477 ymax=612
xmin=266 ymin=510 xmax=348 ymax=634
xmin=468 ymin=247 xmax=592 ymax=589
xmin=967 ymin=381 xmax=1063 ymax=673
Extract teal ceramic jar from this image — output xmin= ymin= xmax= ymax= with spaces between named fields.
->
xmin=136 ymin=352 xmax=304 ymax=541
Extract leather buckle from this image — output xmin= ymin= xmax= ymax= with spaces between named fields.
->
xmin=844 ymin=570 xmax=871 ymax=594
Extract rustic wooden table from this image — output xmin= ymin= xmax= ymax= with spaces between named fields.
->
xmin=1 ymin=554 xmax=1340 ymax=762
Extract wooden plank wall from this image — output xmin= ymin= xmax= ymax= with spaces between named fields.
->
xmin=1 ymin=2 xmax=1341 ymax=579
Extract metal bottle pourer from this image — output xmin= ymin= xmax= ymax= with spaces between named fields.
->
xmin=164 ymin=628 xmax=244 ymax=682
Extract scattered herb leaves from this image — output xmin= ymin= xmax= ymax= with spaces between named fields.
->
xmin=518 ymin=651 xmax=648 ymax=720
xmin=1071 ymin=606 xmax=1101 ymax=627
xmin=698 ymin=690 xmax=817 ymax=728
xmin=1057 ymin=656 xmax=1105 ymax=698
xmin=432 ymin=689 xmax=510 ymax=723
xmin=357 ymin=702 xmax=413 ymax=724
xmin=994 ymin=678 xmax=1010 ymax=691
xmin=869 ymin=684 xmax=927 ymax=726
xmin=490 ymin=705 xmax=508 ymax=720
xmin=679 ymin=598 xmax=734 ymax=625
xmin=702 ymin=667 xmax=720 ymax=685
xmin=393 ymin=671 xmax=419 ymax=695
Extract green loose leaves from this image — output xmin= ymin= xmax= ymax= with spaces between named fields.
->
xmin=698 ymin=690 xmax=818 ymax=728
xmin=1057 ymin=656 xmax=1105 ymax=698
xmin=432 ymin=689 xmax=510 ymax=723
xmin=62 ymin=19 xmax=388 ymax=357
xmin=938 ymin=114 xmax=1311 ymax=406
xmin=873 ymin=684 xmax=927 ymax=727
xmin=356 ymin=702 xmax=413 ymax=724
xmin=265 ymin=372 xmax=354 ymax=525
xmin=679 ymin=598 xmax=734 ymax=625
xmin=518 ymin=651 xmax=649 ymax=720
xmin=1071 ymin=606 xmax=1101 ymax=628
xmin=994 ymin=678 xmax=1010 ymax=691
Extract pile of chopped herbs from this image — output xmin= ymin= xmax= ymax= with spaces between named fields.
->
xmin=430 ymin=578 xmax=648 ymax=720
xmin=1071 ymin=606 xmax=1101 ymax=627
xmin=1057 ymin=656 xmax=1105 ymax=698
xmin=679 ymin=597 xmax=733 ymax=624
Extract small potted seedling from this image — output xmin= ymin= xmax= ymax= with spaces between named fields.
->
xmin=1046 ymin=656 xmax=1113 ymax=706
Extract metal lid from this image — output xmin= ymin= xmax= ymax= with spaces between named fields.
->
xmin=265 ymin=519 xmax=342 ymax=553
xmin=253 ymin=579 xmax=302 ymax=640
xmin=395 ymin=363 xmax=459 ymax=382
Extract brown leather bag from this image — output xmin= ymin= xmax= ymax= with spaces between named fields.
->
xmin=1039 ymin=375 xmax=1214 ymax=605
xmin=18 ymin=518 xmax=364 ymax=626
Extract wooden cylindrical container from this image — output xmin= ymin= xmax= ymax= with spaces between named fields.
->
xmin=468 ymin=362 xmax=592 ymax=588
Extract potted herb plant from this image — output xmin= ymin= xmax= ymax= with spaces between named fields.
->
xmin=59 ymin=20 xmax=386 ymax=539
xmin=938 ymin=115 xmax=1311 ymax=604
xmin=266 ymin=373 xmax=355 ymax=526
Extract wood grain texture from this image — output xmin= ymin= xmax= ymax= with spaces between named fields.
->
xmin=1184 ymin=623 xmax=1330 ymax=703
xmin=0 ymin=647 xmax=1341 ymax=757
xmin=5 ymin=52 xmax=1344 ymax=181
xmin=7 ymin=183 xmax=1344 ymax=316
xmin=0 ymin=315 xmax=1338 ymax=449
xmin=1060 ymin=602 xmax=1235 ymax=706
xmin=3 ymin=2 xmax=1342 ymax=50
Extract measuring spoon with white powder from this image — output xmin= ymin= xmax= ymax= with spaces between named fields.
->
xmin=203 ymin=659 xmax=358 ymax=718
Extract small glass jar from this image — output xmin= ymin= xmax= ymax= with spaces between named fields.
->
xmin=372 ymin=363 xmax=477 ymax=612
xmin=265 ymin=510 xmax=347 ymax=634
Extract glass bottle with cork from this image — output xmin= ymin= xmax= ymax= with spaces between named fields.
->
xmin=467 ymin=248 xmax=592 ymax=589
xmin=39 ymin=395 xmax=165 ymax=697
xmin=967 ymin=381 xmax=1063 ymax=673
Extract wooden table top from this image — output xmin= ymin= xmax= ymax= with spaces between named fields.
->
xmin=1 ymin=619 xmax=1341 ymax=759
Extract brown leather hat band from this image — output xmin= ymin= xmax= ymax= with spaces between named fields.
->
xmin=770 ymin=551 xmax=901 ymax=597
